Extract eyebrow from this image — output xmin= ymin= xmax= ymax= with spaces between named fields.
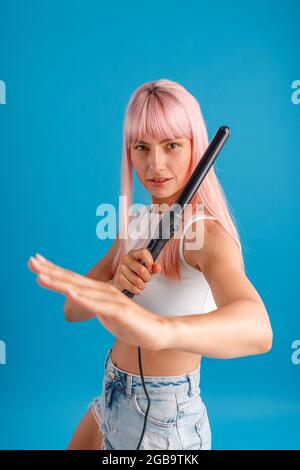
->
xmin=135 ymin=138 xmax=178 ymax=145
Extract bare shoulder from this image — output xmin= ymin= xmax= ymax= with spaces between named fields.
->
xmin=184 ymin=218 xmax=264 ymax=307
xmin=198 ymin=218 xmax=243 ymax=273
xmin=183 ymin=218 xmax=236 ymax=271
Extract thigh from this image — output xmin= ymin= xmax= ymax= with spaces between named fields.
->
xmin=67 ymin=408 xmax=103 ymax=450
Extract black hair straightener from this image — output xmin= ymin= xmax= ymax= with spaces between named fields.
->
xmin=122 ymin=126 xmax=231 ymax=450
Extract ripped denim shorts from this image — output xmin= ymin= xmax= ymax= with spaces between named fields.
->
xmin=88 ymin=346 xmax=212 ymax=450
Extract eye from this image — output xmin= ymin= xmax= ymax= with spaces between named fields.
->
xmin=135 ymin=144 xmax=148 ymax=151
xmin=167 ymin=142 xmax=180 ymax=149
xmin=134 ymin=142 xmax=181 ymax=151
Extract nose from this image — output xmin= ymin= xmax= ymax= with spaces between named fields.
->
xmin=148 ymin=147 xmax=166 ymax=171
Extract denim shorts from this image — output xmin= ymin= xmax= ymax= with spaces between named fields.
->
xmin=88 ymin=346 xmax=212 ymax=450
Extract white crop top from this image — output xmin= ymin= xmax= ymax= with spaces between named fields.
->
xmin=125 ymin=205 xmax=218 ymax=317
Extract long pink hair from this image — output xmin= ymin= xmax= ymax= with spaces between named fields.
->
xmin=112 ymin=79 xmax=245 ymax=280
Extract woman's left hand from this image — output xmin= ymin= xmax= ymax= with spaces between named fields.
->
xmin=27 ymin=254 xmax=170 ymax=352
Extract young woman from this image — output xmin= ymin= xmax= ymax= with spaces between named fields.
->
xmin=28 ymin=79 xmax=273 ymax=450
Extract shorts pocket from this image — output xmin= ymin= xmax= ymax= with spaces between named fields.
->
xmin=195 ymin=407 xmax=212 ymax=450
xmin=132 ymin=392 xmax=178 ymax=428
xmin=178 ymin=393 xmax=202 ymax=412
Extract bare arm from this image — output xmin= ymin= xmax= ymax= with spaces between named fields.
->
xmin=64 ymin=235 xmax=119 ymax=322
xmin=164 ymin=220 xmax=273 ymax=358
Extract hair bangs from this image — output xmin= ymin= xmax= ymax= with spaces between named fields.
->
xmin=126 ymin=92 xmax=191 ymax=147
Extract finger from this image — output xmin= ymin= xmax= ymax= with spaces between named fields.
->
xmin=35 ymin=253 xmax=56 ymax=266
xmin=67 ymin=288 xmax=124 ymax=319
xmin=28 ymin=256 xmax=71 ymax=277
xmin=123 ymin=257 xmax=152 ymax=282
xmin=29 ymin=256 xmax=79 ymax=281
xmin=131 ymin=248 xmax=154 ymax=271
xmin=37 ymin=273 xmax=117 ymax=299
xmin=133 ymin=259 xmax=153 ymax=281
xmin=152 ymin=263 xmax=161 ymax=273
xmin=36 ymin=273 xmax=80 ymax=295
xmin=28 ymin=257 xmax=44 ymax=274
xmin=118 ymin=272 xmax=142 ymax=295
xmin=119 ymin=264 xmax=147 ymax=288
xmin=66 ymin=283 xmax=119 ymax=302
xmin=29 ymin=254 xmax=66 ymax=271
xmin=29 ymin=257 xmax=101 ymax=290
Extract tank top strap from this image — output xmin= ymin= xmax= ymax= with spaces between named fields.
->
xmin=127 ymin=205 xmax=150 ymax=251
xmin=178 ymin=212 xmax=216 ymax=271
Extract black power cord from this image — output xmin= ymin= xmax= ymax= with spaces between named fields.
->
xmin=121 ymin=126 xmax=231 ymax=450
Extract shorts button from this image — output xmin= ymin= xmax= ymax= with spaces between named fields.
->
xmin=108 ymin=371 xmax=116 ymax=379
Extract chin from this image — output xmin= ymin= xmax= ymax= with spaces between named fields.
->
xmin=150 ymin=189 xmax=174 ymax=197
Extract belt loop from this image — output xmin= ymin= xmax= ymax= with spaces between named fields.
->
xmin=125 ymin=373 xmax=132 ymax=399
xmin=104 ymin=347 xmax=112 ymax=370
xmin=187 ymin=372 xmax=196 ymax=397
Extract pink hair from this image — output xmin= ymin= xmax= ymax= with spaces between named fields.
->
xmin=112 ymin=79 xmax=245 ymax=280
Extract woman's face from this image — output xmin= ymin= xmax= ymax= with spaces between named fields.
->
xmin=130 ymin=136 xmax=192 ymax=206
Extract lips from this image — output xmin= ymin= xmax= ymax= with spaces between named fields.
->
xmin=147 ymin=177 xmax=173 ymax=187
xmin=148 ymin=177 xmax=173 ymax=182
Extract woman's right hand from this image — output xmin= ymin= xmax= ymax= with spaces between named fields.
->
xmin=113 ymin=248 xmax=161 ymax=295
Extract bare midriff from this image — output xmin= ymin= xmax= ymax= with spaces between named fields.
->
xmin=111 ymin=339 xmax=201 ymax=377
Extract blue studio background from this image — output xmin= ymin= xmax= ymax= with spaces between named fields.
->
xmin=0 ymin=0 xmax=299 ymax=450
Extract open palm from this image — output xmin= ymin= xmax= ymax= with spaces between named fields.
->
xmin=27 ymin=254 xmax=169 ymax=351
